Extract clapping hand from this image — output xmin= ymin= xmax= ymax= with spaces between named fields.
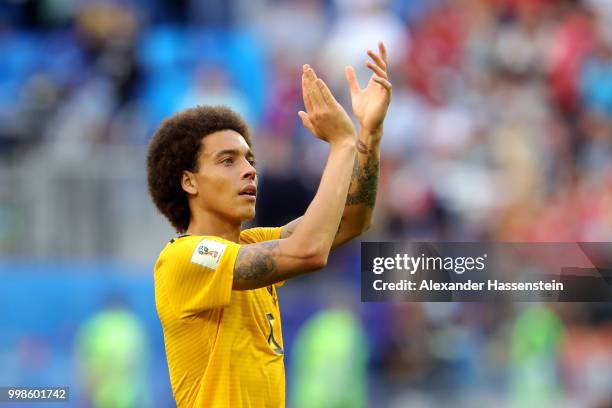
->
xmin=345 ymin=42 xmax=392 ymax=138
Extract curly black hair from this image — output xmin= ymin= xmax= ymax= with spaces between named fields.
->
xmin=146 ymin=105 xmax=252 ymax=232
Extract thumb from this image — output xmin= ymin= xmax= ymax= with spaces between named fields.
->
xmin=345 ymin=66 xmax=360 ymax=95
xmin=298 ymin=111 xmax=315 ymax=133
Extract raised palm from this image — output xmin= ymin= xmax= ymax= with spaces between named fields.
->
xmin=346 ymin=42 xmax=392 ymax=134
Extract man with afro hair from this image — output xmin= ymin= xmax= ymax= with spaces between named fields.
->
xmin=147 ymin=43 xmax=391 ymax=407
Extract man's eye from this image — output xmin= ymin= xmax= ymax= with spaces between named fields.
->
xmin=248 ymin=159 xmax=256 ymax=166
xmin=222 ymin=158 xmax=234 ymax=165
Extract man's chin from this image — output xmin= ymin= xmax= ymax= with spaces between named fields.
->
xmin=239 ymin=209 xmax=256 ymax=223
xmin=233 ymin=201 xmax=256 ymax=223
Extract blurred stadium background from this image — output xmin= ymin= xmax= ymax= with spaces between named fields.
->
xmin=1 ymin=0 xmax=612 ymax=406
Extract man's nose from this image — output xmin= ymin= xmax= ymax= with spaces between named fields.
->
xmin=242 ymin=161 xmax=256 ymax=180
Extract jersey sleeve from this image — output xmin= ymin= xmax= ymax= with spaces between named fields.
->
xmin=239 ymin=227 xmax=282 ymax=244
xmin=158 ymin=236 xmax=240 ymax=318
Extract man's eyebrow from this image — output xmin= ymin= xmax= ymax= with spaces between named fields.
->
xmin=213 ymin=148 xmax=254 ymax=159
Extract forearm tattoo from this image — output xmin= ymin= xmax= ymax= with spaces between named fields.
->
xmin=346 ymin=150 xmax=379 ymax=208
xmin=280 ymin=144 xmax=379 ymax=243
xmin=235 ymin=241 xmax=280 ymax=281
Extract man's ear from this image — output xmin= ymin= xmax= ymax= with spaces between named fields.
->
xmin=181 ymin=170 xmax=198 ymax=195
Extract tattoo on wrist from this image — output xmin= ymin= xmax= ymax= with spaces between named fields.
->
xmin=235 ymin=241 xmax=279 ymax=281
xmin=346 ymin=154 xmax=379 ymax=209
xmin=356 ymin=140 xmax=369 ymax=155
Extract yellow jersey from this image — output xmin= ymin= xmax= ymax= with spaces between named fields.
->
xmin=154 ymin=227 xmax=285 ymax=407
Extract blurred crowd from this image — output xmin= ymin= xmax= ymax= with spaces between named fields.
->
xmin=2 ymin=0 xmax=612 ymax=406
xmin=2 ymin=0 xmax=612 ymax=241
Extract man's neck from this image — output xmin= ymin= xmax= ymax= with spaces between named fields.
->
xmin=185 ymin=211 xmax=242 ymax=243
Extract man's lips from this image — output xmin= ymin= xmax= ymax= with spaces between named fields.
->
xmin=239 ymin=185 xmax=257 ymax=197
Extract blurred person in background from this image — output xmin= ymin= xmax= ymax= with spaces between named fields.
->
xmin=291 ymin=305 xmax=368 ymax=408
xmin=289 ymin=284 xmax=370 ymax=408
xmin=510 ymin=304 xmax=566 ymax=408
xmin=146 ymin=42 xmax=391 ymax=407
xmin=74 ymin=296 xmax=151 ymax=408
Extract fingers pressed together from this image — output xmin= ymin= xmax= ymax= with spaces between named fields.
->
xmin=300 ymin=64 xmax=338 ymax=114
xmin=299 ymin=64 xmax=339 ymax=131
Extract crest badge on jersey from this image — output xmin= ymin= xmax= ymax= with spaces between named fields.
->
xmin=191 ymin=239 xmax=227 ymax=271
